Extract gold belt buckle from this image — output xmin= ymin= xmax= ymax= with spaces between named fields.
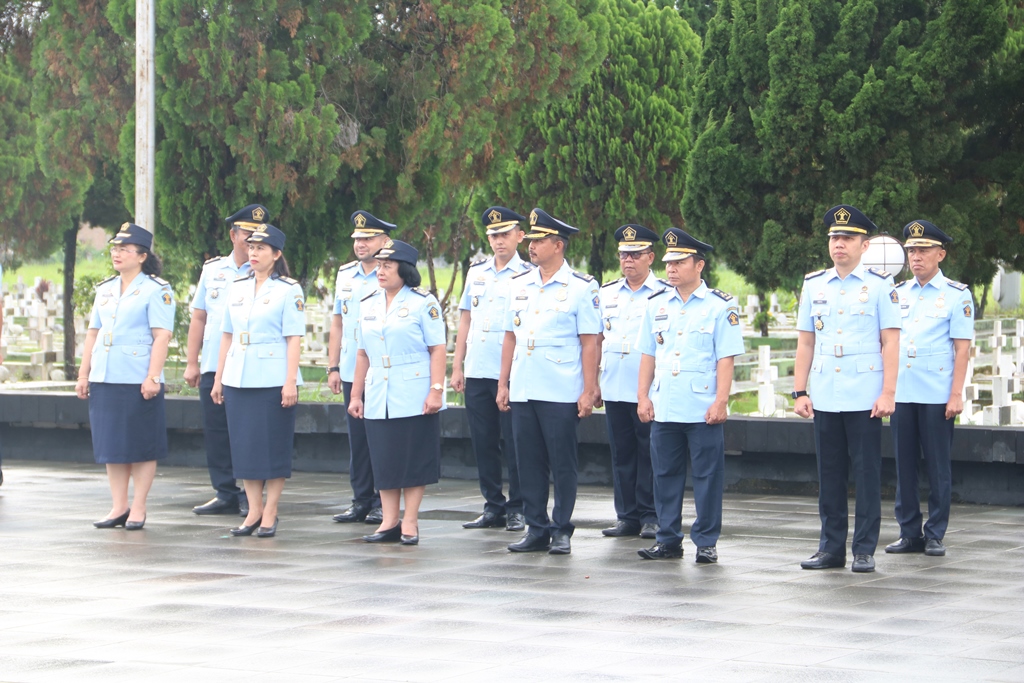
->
xmin=382 ymin=355 xmax=391 ymax=368
xmin=240 ymin=332 xmax=250 ymax=347
xmin=527 ymin=339 xmax=535 ymax=351
xmin=834 ymin=344 xmax=844 ymax=358
xmin=907 ymin=346 xmax=917 ymax=358
xmin=621 ymin=342 xmax=630 ymax=355
xmin=103 ymin=333 xmax=112 ymax=346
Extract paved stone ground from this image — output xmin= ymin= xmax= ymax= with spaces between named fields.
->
xmin=0 ymin=461 xmax=1022 ymax=682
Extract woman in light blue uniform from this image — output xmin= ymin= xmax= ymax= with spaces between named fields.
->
xmin=75 ymin=223 xmax=175 ymax=530
xmin=211 ymin=225 xmax=304 ymax=538
xmin=347 ymin=240 xmax=447 ymax=545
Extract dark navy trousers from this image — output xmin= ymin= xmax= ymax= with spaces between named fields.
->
xmin=465 ymin=378 xmax=521 ymax=516
xmin=343 ymin=381 xmax=380 ymax=508
xmin=892 ymin=402 xmax=953 ymax=541
xmin=199 ymin=372 xmax=241 ymax=502
xmin=650 ymin=421 xmax=724 ymax=547
xmin=813 ymin=410 xmax=882 ymax=556
xmin=604 ymin=401 xmax=655 ymax=526
xmin=511 ymin=400 xmax=580 ymax=537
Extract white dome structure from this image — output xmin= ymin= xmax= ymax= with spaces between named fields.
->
xmin=862 ymin=234 xmax=906 ymax=277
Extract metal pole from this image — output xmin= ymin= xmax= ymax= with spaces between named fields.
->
xmin=135 ymin=0 xmax=155 ymax=235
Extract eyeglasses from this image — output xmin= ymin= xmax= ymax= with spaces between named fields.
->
xmin=109 ymin=246 xmax=141 ymax=255
xmin=619 ymin=251 xmax=652 ymax=261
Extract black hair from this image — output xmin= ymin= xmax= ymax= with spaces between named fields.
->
xmin=554 ymin=236 xmax=569 ymax=251
xmin=397 ymin=260 xmax=421 ymax=287
xmin=138 ymin=247 xmax=163 ymax=276
xmin=272 ymin=251 xmax=291 ymax=278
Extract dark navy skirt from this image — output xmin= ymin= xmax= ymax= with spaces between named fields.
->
xmin=365 ymin=413 xmax=441 ymax=490
xmin=223 ymin=385 xmax=295 ymax=480
xmin=88 ymin=382 xmax=168 ymax=464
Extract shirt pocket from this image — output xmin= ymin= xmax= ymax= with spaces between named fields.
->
xmin=856 ymin=357 xmax=881 ymax=373
xmin=688 ymin=320 xmax=715 ymax=349
xmin=256 ymin=344 xmax=286 ymax=361
xmin=119 ymin=345 xmax=151 ymax=375
xmin=927 ymin=357 xmax=952 ymax=374
xmin=402 ymin=365 xmax=429 ymax=381
xmin=544 ymin=347 xmax=580 ymax=366
xmin=690 ymin=374 xmax=715 ymax=393
xmin=853 ymin=306 xmax=877 ymax=329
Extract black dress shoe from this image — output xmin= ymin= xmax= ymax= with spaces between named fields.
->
xmin=924 ymin=539 xmax=946 ymax=556
xmin=638 ymin=542 xmax=683 ymax=560
xmin=256 ymin=517 xmax=279 ymax=538
xmin=851 ymin=554 xmax=875 ymax=573
xmin=231 ymin=517 xmax=263 ymax=536
xmin=93 ymin=509 xmax=130 ymax=529
xmin=332 ymin=503 xmax=369 ymax=523
xmin=548 ymin=532 xmax=571 ymax=555
xmin=505 ymin=512 xmax=525 ymax=532
xmin=640 ymin=523 xmax=658 ymax=539
xmin=507 ymin=533 xmax=550 ymax=552
xmin=364 ymin=507 xmax=384 ymax=525
xmin=885 ymin=537 xmax=925 ymax=554
xmin=192 ymin=497 xmax=240 ymax=516
xmin=400 ymin=527 xmax=419 ymax=545
xmin=125 ymin=515 xmax=146 ymax=531
xmin=602 ymin=521 xmax=641 ymax=537
xmin=463 ymin=511 xmax=506 ymax=529
xmin=800 ymin=551 xmax=845 ymax=569
xmin=695 ymin=546 xmax=718 ymax=563
xmin=362 ymin=523 xmax=402 ymax=543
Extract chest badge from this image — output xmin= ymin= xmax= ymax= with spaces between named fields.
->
xmin=398 ymin=307 xmax=409 ymax=318
xmin=342 ymin=302 xmax=348 ymax=314
xmin=555 ymin=289 xmax=568 ymax=302
xmin=858 ymin=292 xmax=869 ymax=302
xmin=472 ymin=296 xmax=479 ymax=307
xmin=605 ymin=319 xmax=612 ymax=331
xmin=132 ymin=290 xmax=140 ymax=296
xmin=936 ymin=297 xmax=945 ymax=309
xmin=815 ymin=317 xmax=824 ymax=331
xmin=513 ymin=314 xmax=521 ymax=327
xmin=656 ymin=332 xmax=664 ymax=345
xmin=215 ymin=273 xmax=226 ymax=281
xmin=210 ymin=289 xmax=219 ymax=299
xmin=263 ymin=298 xmax=270 ymax=304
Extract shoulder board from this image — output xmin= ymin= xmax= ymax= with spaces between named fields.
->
xmin=337 ymin=260 xmax=358 ymax=272
xmin=234 ymin=272 xmax=255 ymax=282
xmin=648 ymin=287 xmax=668 ymax=300
xmin=894 ymin=280 xmax=909 ymax=288
xmin=95 ymin=274 xmax=117 ymax=288
xmin=866 ymin=267 xmax=890 ymax=278
xmin=804 ymin=269 xmax=826 ymax=280
xmin=204 ymin=256 xmax=221 ymax=265
xmin=360 ymin=289 xmax=380 ymax=302
xmin=601 ymin=277 xmax=623 ymax=289
xmin=710 ymin=288 xmax=734 ymax=301
xmin=658 ymin=278 xmax=671 ymax=288
xmin=572 ymin=271 xmax=595 ymax=282
xmin=411 ymin=286 xmax=430 ymax=297
xmin=469 ymin=255 xmax=489 ymax=267
xmin=276 ymin=276 xmax=299 ymax=286
xmin=511 ymin=270 xmax=532 ymax=279
xmin=945 ymin=278 xmax=968 ymax=291
xmin=149 ymin=275 xmax=170 ymax=286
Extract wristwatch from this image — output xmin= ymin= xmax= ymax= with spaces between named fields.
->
xmin=430 ymin=383 xmax=444 ymax=392
xmin=791 ymin=390 xmax=807 ymax=399
xmin=327 ymin=366 xmax=340 ymax=375
xmin=149 ymin=376 xmax=161 ymax=385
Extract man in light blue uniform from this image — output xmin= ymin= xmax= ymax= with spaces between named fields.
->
xmin=0 ymin=259 xmax=5 ymax=486
xmin=184 ymin=204 xmax=263 ymax=515
xmin=793 ymin=205 xmax=901 ymax=573
xmin=497 ymin=208 xmax=601 ymax=555
xmin=636 ymin=229 xmax=745 ymax=563
xmin=599 ymin=224 xmax=662 ymax=540
xmin=885 ymin=220 xmax=974 ymax=558
xmin=451 ymin=207 xmax=532 ymax=532
xmin=327 ymin=210 xmax=395 ymax=525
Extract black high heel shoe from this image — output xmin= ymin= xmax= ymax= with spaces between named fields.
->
xmin=400 ymin=528 xmax=419 ymax=546
xmin=94 ymin=509 xmax=130 ymax=529
xmin=362 ymin=523 xmax=402 ymax=543
xmin=230 ymin=517 xmax=262 ymax=536
xmin=256 ymin=517 xmax=279 ymax=538
xmin=125 ymin=515 xmax=147 ymax=531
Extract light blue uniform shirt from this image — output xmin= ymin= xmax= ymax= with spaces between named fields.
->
xmin=458 ymin=253 xmax=532 ymax=380
xmin=797 ymin=263 xmax=901 ymax=412
xmin=599 ymin=272 xmax=661 ymax=403
xmin=504 ymin=259 xmax=602 ymax=404
xmin=88 ymin=272 xmax=176 ymax=384
xmin=895 ymin=269 xmax=975 ymax=404
xmin=333 ymin=261 xmax=380 ymax=382
xmin=637 ymin=281 xmax=745 ymax=423
xmin=220 ymin=274 xmax=306 ymax=388
xmin=357 ymin=285 xmax=447 ymax=420
xmin=191 ymin=255 xmax=251 ymax=374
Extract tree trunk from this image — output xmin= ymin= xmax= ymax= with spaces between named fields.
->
xmin=588 ymin=229 xmax=607 ymax=283
xmin=757 ymin=288 xmax=769 ymax=337
xmin=62 ymin=218 xmax=77 ymax=377
xmin=423 ymin=227 xmax=437 ymax=298
xmin=975 ymin=281 xmax=988 ymax=320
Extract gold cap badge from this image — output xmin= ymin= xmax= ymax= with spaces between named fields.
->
xmin=529 ymin=211 xmax=538 ymax=225
xmin=121 ymin=222 xmax=130 ymax=231
xmin=354 ymin=213 xmax=367 ymax=228
xmin=909 ymin=222 xmax=925 ymax=238
xmin=488 ymin=209 xmax=502 ymax=225
xmin=834 ymin=207 xmax=851 ymax=225
xmin=623 ymin=226 xmax=637 ymax=241
xmin=665 ymin=232 xmax=678 ymax=247
xmin=251 ymin=206 xmax=265 ymax=222
xmin=383 ymin=238 xmax=394 ymax=248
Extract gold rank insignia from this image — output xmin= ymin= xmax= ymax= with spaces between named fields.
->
xmin=429 ymin=306 xmax=440 ymax=320
xmin=909 ymin=221 xmax=925 ymax=238
xmin=664 ymin=232 xmax=678 ymax=246
xmin=834 ymin=207 xmax=851 ymax=224
xmin=815 ymin=318 xmax=824 ymax=331
xmin=251 ymin=206 xmax=266 ymax=222
xmin=513 ymin=314 xmax=521 ymax=326
xmin=488 ymin=209 xmax=502 ymax=224
xmin=354 ymin=213 xmax=367 ymax=228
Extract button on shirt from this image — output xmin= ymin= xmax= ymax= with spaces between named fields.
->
xmin=797 ymin=264 xmax=901 ymax=412
xmin=190 ymin=255 xmax=251 ymax=374
xmin=220 ymin=274 xmax=306 ymax=388
xmin=357 ymin=286 xmax=447 ymax=420
xmin=599 ymin=273 xmax=661 ymax=403
xmin=637 ymin=281 xmax=745 ymax=423
xmin=458 ymin=253 xmax=532 ymax=380
xmin=895 ymin=269 xmax=974 ymax=404
xmin=504 ymin=260 xmax=602 ymax=404
xmin=88 ymin=273 xmax=176 ymax=384
xmin=333 ymin=262 xmax=380 ymax=382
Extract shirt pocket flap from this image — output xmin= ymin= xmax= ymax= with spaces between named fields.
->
xmin=856 ymin=358 xmax=881 ymax=373
xmin=695 ymin=321 xmax=715 ymax=335
xmin=927 ymin=357 xmax=950 ymax=372
xmin=119 ymin=345 xmax=148 ymax=357
xmin=402 ymin=366 xmax=428 ymax=380
xmin=926 ymin=310 xmax=949 ymax=318
xmin=256 ymin=345 xmax=285 ymax=359
xmin=544 ymin=348 xmax=579 ymax=365
xmin=811 ymin=305 xmax=831 ymax=317
xmin=690 ymin=376 xmax=715 ymax=393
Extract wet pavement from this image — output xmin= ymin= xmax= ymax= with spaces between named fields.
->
xmin=0 ymin=460 xmax=1022 ymax=682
